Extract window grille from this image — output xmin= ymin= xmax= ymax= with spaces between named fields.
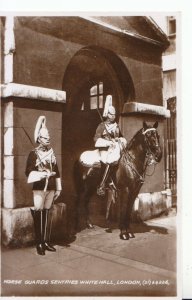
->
xmin=90 ymin=82 xmax=104 ymax=110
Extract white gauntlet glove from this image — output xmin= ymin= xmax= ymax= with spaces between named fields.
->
xmin=95 ymin=138 xmax=114 ymax=148
xmin=54 ymin=178 xmax=62 ymax=200
xmin=54 ymin=190 xmax=61 ymax=200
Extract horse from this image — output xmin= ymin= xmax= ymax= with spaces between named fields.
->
xmin=74 ymin=121 xmax=162 ymax=240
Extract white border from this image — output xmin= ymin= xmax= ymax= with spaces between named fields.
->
xmin=0 ymin=1 xmax=191 ymax=299
xmin=0 ymin=0 xmax=185 ymax=13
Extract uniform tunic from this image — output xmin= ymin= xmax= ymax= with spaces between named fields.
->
xmin=94 ymin=121 xmax=122 ymax=146
xmin=25 ymin=146 xmax=60 ymax=191
xmin=94 ymin=121 xmax=124 ymax=165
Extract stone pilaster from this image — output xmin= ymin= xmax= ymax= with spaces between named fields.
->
xmin=3 ymin=101 xmax=16 ymax=208
xmin=4 ymin=16 xmax=15 ymax=84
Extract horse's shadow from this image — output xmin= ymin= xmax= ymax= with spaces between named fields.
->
xmin=129 ymin=221 xmax=168 ymax=235
xmin=90 ymin=215 xmax=169 ymax=236
xmin=55 ymin=233 xmax=77 ymax=247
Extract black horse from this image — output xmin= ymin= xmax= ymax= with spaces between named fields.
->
xmin=74 ymin=121 xmax=162 ymax=240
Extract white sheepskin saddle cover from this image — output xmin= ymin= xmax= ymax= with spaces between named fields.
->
xmin=80 ymin=149 xmax=101 ymax=168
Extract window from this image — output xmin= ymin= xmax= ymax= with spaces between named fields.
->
xmin=90 ymin=82 xmax=104 ymax=110
xmin=81 ymin=82 xmax=104 ymax=111
xmin=168 ymin=16 xmax=176 ymax=36
xmin=81 ymin=102 xmax=84 ymax=111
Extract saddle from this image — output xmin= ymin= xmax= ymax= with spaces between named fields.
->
xmin=79 ymin=146 xmax=120 ymax=194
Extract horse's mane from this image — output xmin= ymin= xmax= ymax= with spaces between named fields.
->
xmin=127 ymin=128 xmax=143 ymax=150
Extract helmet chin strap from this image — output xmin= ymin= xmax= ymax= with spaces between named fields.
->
xmin=41 ymin=143 xmax=50 ymax=147
xmin=106 ymin=119 xmax=115 ymax=124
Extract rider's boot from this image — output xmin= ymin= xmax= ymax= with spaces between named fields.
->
xmin=97 ymin=164 xmax=110 ymax=196
xmin=43 ymin=209 xmax=56 ymax=252
xmin=30 ymin=209 xmax=45 ymax=255
xmin=83 ymin=167 xmax=94 ymax=180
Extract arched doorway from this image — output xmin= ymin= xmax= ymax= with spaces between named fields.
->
xmin=62 ymin=46 xmax=135 ymax=231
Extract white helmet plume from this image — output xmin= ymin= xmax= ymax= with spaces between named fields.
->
xmin=34 ymin=116 xmax=47 ymax=143
xmin=103 ymin=95 xmax=116 ymax=117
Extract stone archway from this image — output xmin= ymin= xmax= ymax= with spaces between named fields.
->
xmin=63 ymin=45 xmax=135 ymax=114
xmin=62 ymin=45 xmax=135 ymax=231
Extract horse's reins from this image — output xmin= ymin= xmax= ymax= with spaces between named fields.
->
xmin=122 ymin=128 xmax=159 ymax=183
xmin=97 ymin=121 xmax=159 ymax=183
xmin=142 ymin=128 xmax=159 ymax=163
xmin=123 ymin=151 xmax=146 ymax=183
xmin=142 ymin=128 xmax=160 ymax=176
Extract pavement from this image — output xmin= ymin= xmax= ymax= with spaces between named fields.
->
xmin=1 ymin=208 xmax=177 ymax=297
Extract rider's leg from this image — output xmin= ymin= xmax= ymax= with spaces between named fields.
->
xmin=31 ymin=191 xmax=45 ymax=255
xmin=97 ymin=164 xmax=110 ymax=196
xmin=108 ymin=164 xmax=118 ymax=191
xmin=43 ymin=191 xmax=56 ymax=252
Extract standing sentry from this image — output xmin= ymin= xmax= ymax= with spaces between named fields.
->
xmin=25 ymin=116 xmax=62 ymax=255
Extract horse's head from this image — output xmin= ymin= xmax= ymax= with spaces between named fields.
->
xmin=142 ymin=121 xmax=162 ymax=163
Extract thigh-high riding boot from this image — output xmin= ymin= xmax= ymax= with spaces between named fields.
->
xmin=43 ymin=209 xmax=56 ymax=252
xmin=30 ymin=209 xmax=45 ymax=255
xmin=97 ymin=164 xmax=110 ymax=196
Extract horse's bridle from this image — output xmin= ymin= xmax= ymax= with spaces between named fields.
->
xmin=122 ymin=127 xmax=160 ymax=183
xmin=142 ymin=128 xmax=160 ymax=165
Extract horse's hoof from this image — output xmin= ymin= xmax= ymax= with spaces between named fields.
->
xmin=120 ymin=233 xmax=129 ymax=240
xmin=105 ymin=228 xmax=112 ymax=233
xmin=86 ymin=223 xmax=94 ymax=229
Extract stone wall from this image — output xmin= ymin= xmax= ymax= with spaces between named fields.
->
xmin=2 ymin=203 xmax=67 ymax=247
xmin=13 ymin=17 xmax=163 ymax=106
xmin=3 ymin=98 xmax=63 ymax=209
xmin=1 ymin=16 xmax=170 ymax=246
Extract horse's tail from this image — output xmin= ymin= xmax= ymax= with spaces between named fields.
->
xmin=73 ymin=159 xmax=85 ymax=195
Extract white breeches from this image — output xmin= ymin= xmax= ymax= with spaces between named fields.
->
xmin=100 ymin=137 xmax=127 ymax=164
xmin=33 ymin=190 xmax=55 ymax=210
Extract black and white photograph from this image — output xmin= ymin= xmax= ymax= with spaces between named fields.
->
xmin=0 ymin=3 xmax=190 ymax=298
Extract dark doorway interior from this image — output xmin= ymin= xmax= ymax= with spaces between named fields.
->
xmin=61 ymin=46 xmax=134 ymax=232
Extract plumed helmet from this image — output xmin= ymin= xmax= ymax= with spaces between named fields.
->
xmin=34 ymin=116 xmax=48 ymax=143
xmin=108 ymin=105 xmax=116 ymax=115
xmin=103 ymin=95 xmax=116 ymax=117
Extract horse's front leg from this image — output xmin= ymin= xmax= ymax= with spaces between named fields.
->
xmin=125 ymin=184 xmax=143 ymax=239
xmin=119 ymin=187 xmax=131 ymax=240
xmin=76 ymin=185 xmax=93 ymax=231
xmin=84 ymin=185 xmax=95 ymax=229
xmin=84 ymin=171 xmax=101 ymax=230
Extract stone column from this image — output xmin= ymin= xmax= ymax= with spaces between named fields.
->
xmin=4 ymin=16 xmax=15 ymax=84
xmin=3 ymin=17 xmax=16 ymax=209
xmin=3 ymin=101 xmax=16 ymax=208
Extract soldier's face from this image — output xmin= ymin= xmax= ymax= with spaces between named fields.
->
xmin=107 ymin=112 xmax=116 ymax=123
xmin=39 ymin=128 xmax=50 ymax=146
